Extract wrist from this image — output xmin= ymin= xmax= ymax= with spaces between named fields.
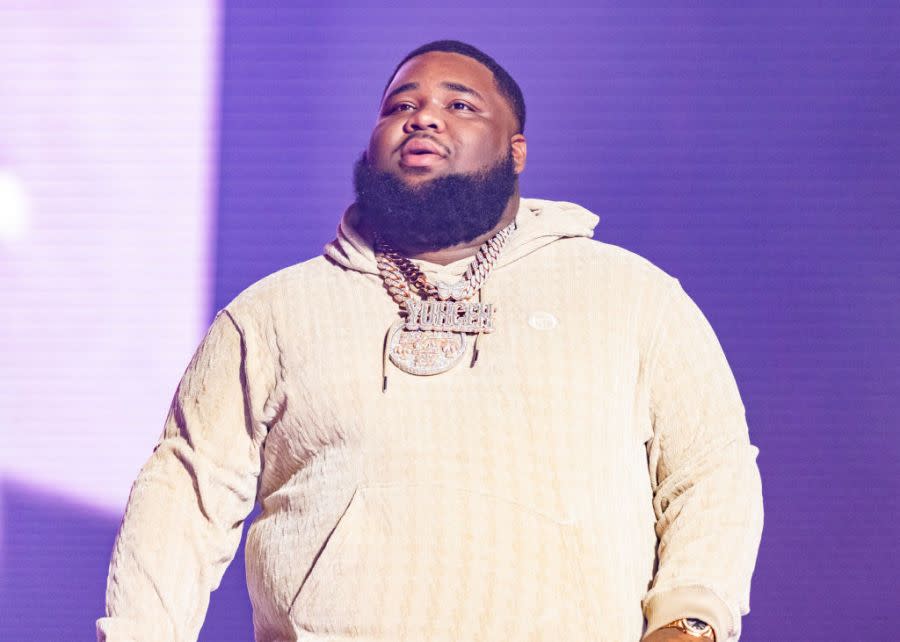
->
xmin=643 ymin=585 xmax=735 ymax=641
xmin=660 ymin=617 xmax=716 ymax=640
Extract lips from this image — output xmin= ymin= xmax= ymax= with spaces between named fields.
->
xmin=400 ymin=137 xmax=447 ymax=171
xmin=400 ymin=138 xmax=447 ymax=158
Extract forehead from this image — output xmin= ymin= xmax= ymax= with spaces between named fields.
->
xmin=386 ymin=51 xmax=498 ymax=99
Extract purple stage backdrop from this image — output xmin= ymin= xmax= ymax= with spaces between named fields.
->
xmin=1 ymin=3 xmax=897 ymax=640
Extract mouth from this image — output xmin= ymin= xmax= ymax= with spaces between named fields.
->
xmin=398 ymin=137 xmax=449 ymax=168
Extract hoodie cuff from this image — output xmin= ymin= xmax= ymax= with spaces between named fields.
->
xmin=96 ymin=616 xmax=141 ymax=642
xmin=643 ymin=585 xmax=739 ymax=641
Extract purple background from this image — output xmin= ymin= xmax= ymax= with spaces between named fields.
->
xmin=3 ymin=3 xmax=898 ymax=640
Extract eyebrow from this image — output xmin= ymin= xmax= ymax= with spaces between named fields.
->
xmin=441 ymin=81 xmax=485 ymax=101
xmin=383 ymin=81 xmax=486 ymax=103
xmin=384 ymin=82 xmax=418 ymax=102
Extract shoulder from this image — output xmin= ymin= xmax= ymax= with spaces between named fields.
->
xmin=219 ymin=255 xmax=337 ymax=324
xmin=518 ymin=195 xmax=680 ymax=295
xmin=554 ymin=236 xmax=679 ymax=297
xmin=578 ymin=237 xmax=672 ymax=277
xmin=522 ymin=197 xmax=676 ymax=282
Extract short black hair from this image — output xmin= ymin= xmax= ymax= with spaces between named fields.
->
xmin=383 ymin=40 xmax=526 ymax=134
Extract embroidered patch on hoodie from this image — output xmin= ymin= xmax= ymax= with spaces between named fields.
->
xmin=527 ymin=311 xmax=559 ymax=330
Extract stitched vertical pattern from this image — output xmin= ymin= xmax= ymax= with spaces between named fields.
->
xmin=99 ymin=200 xmax=762 ymax=642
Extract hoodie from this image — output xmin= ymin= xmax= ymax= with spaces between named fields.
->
xmin=98 ymin=198 xmax=763 ymax=642
xmin=324 ymin=198 xmax=601 ymax=390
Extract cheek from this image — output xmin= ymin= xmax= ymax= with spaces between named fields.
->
xmin=368 ymin=122 xmax=402 ymax=167
xmin=455 ymin=130 xmax=507 ymax=170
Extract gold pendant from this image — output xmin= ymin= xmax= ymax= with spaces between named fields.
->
xmin=387 ymin=322 xmax=468 ymax=376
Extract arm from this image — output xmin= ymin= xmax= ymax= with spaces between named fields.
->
xmin=97 ymin=309 xmax=271 ymax=641
xmin=640 ymin=278 xmax=764 ymax=642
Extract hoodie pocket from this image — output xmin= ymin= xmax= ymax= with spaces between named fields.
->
xmin=289 ymin=483 xmax=596 ymax=641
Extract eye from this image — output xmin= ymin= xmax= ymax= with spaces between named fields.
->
xmin=449 ymin=101 xmax=475 ymax=111
xmin=387 ymin=103 xmax=415 ymax=114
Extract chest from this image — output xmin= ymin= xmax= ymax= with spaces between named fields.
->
xmin=263 ymin=263 xmax=649 ymax=490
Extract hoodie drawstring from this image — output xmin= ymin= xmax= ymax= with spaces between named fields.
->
xmin=470 ymin=286 xmax=484 ymax=368
xmin=382 ymin=320 xmax=400 ymax=393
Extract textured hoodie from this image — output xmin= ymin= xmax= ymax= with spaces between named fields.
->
xmin=98 ymin=198 xmax=764 ymax=642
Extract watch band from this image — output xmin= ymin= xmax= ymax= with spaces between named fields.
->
xmin=661 ymin=617 xmax=716 ymax=639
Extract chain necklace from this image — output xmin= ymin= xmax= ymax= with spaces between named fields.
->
xmin=375 ymin=220 xmax=517 ymax=376
xmin=376 ymin=221 xmax=517 ymax=303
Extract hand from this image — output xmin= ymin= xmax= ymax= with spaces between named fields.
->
xmin=642 ymin=627 xmax=707 ymax=642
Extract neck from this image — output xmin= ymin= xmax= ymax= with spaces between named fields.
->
xmin=400 ymin=192 xmax=520 ymax=266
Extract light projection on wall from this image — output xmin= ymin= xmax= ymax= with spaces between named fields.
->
xmin=0 ymin=3 xmax=220 ymax=514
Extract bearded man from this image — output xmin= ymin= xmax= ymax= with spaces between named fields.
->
xmin=98 ymin=40 xmax=763 ymax=642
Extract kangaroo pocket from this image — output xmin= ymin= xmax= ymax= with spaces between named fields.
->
xmin=289 ymin=482 xmax=596 ymax=641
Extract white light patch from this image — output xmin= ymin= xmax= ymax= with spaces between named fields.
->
xmin=0 ymin=171 xmax=29 ymax=242
xmin=0 ymin=2 xmax=219 ymax=514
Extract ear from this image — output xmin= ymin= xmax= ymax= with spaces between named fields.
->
xmin=510 ymin=133 xmax=527 ymax=174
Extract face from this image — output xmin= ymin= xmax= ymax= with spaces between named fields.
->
xmin=367 ymin=51 xmax=526 ymax=186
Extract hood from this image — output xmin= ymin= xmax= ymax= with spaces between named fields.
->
xmin=323 ymin=198 xmax=600 ymax=392
xmin=323 ymin=197 xmax=599 ymax=280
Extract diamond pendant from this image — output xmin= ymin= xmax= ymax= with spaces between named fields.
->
xmin=387 ymin=322 xmax=468 ymax=375
xmin=436 ymin=280 xmax=468 ymax=301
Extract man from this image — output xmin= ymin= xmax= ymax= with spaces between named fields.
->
xmin=98 ymin=40 xmax=763 ymax=642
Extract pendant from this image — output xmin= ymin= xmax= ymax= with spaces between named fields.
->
xmin=436 ymin=279 xmax=468 ymax=301
xmin=387 ymin=322 xmax=468 ymax=376
xmin=404 ymin=298 xmax=495 ymax=333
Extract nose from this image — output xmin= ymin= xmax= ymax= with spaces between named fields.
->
xmin=403 ymin=103 xmax=445 ymax=133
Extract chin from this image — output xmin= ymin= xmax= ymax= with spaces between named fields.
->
xmin=396 ymin=166 xmax=446 ymax=185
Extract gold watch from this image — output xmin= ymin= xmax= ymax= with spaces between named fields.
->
xmin=661 ymin=617 xmax=716 ymax=639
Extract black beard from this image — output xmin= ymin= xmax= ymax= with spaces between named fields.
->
xmin=352 ymin=150 xmax=517 ymax=253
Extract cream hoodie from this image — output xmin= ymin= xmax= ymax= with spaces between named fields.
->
xmin=98 ymin=198 xmax=763 ymax=642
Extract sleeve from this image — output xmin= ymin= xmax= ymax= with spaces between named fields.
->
xmin=640 ymin=278 xmax=764 ymax=642
xmin=96 ymin=308 xmax=271 ymax=642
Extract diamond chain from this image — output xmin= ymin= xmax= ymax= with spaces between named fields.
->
xmin=374 ymin=219 xmax=517 ymax=307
